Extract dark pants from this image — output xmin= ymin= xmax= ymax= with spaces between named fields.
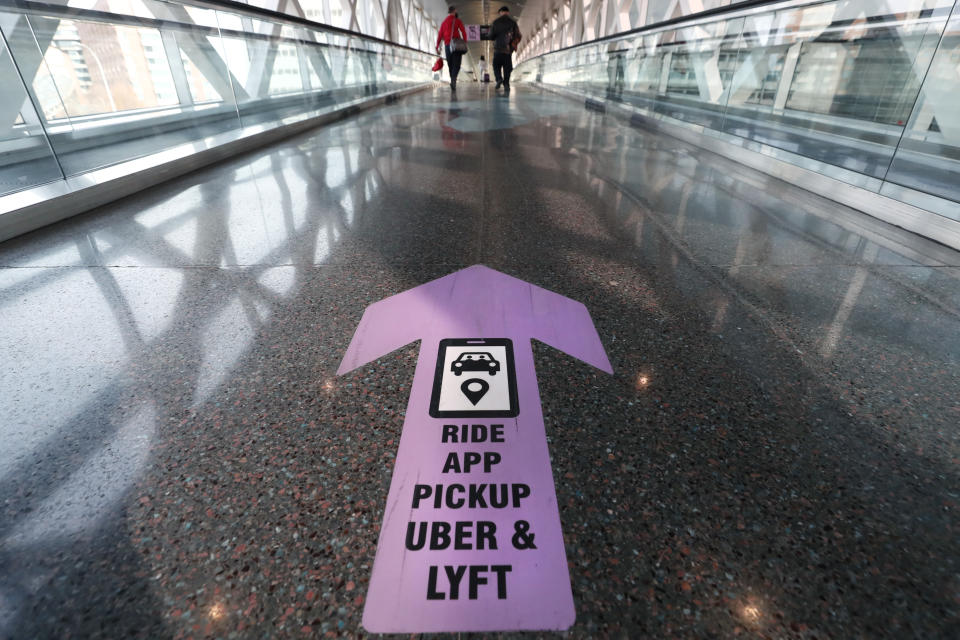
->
xmin=493 ymin=52 xmax=513 ymax=86
xmin=445 ymin=45 xmax=463 ymax=82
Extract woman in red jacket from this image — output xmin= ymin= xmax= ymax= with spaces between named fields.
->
xmin=436 ymin=6 xmax=467 ymax=90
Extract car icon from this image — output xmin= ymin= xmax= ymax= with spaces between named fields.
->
xmin=451 ymin=352 xmax=500 ymax=376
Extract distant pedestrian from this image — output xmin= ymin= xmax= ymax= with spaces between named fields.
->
xmin=479 ymin=55 xmax=489 ymax=83
xmin=437 ymin=6 xmax=467 ymax=91
xmin=490 ymin=6 xmax=521 ymax=93
xmin=606 ymin=42 xmax=625 ymax=99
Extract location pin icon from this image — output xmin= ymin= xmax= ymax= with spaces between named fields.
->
xmin=460 ymin=378 xmax=489 ymax=405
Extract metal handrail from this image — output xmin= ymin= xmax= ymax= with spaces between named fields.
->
xmin=191 ymin=0 xmax=437 ymax=54
xmin=519 ymin=0 xmax=805 ymax=61
xmin=8 ymin=0 xmax=438 ymax=56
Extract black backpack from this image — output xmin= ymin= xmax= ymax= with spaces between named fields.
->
xmin=495 ymin=20 xmax=518 ymax=51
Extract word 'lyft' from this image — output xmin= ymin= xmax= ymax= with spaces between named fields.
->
xmin=427 ymin=565 xmax=513 ymax=600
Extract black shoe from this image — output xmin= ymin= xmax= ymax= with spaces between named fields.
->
xmin=495 ymin=81 xmax=502 ymax=90
xmin=503 ymin=83 xmax=510 ymax=93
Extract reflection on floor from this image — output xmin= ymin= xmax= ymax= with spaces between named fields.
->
xmin=1 ymin=83 xmax=958 ymax=639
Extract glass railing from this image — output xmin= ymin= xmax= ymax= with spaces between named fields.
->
xmin=515 ymin=0 xmax=960 ymax=223
xmin=0 ymin=0 xmax=434 ymax=198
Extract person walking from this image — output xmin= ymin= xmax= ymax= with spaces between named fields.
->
xmin=490 ymin=5 xmax=521 ymax=93
xmin=436 ymin=6 xmax=467 ymax=91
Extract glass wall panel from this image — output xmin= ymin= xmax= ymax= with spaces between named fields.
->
xmin=624 ymin=35 xmax=663 ymax=96
xmin=522 ymin=0 xmax=960 ymax=221
xmin=885 ymin=6 xmax=960 ymax=212
xmin=0 ymin=17 xmax=63 ymax=196
xmin=342 ymin=40 xmax=368 ymax=88
xmin=2 ymin=1 xmax=248 ymax=176
xmin=34 ymin=19 xmax=180 ymax=118
xmin=721 ymin=0 xmax=953 ymax=180
xmin=14 ymin=14 xmax=68 ymax=121
xmin=219 ymin=14 xmax=293 ymax=127
xmin=0 ymin=0 xmax=432 ymax=201
xmin=636 ymin=19 xmax=743 ymax=129
xmin=177 ymin=32 xmax=228 ymax=103
xmin=300 ymin=33 xmax=336 ymax=92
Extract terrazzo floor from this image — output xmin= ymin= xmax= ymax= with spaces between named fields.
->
xmin=1 ymin=84 xmax=958 ymax=639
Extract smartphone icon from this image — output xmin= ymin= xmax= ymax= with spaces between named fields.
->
xmin=429 ymin=338 xmax=519 ymax=418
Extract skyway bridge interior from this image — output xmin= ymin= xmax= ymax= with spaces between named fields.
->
xmin=0 ymin=0 xmax=958 ymax=638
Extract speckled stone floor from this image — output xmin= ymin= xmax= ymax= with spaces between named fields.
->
xmin=1 ymin=84 xmax=958 ymax=639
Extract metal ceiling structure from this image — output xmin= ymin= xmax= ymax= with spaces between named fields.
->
xmin=249 ymin=1 xmax=742 ymax=76
xmin=513 ymin=0 xmax=745 ymax=61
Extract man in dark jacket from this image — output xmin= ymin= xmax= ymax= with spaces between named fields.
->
xmin=490 ymin=6 xmax=520 ymax=93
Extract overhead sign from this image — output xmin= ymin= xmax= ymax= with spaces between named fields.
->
xmin=466 ymin=24 xmax=481 ymax=41
xmin=339 ymin=265 xmax=612 ymax=633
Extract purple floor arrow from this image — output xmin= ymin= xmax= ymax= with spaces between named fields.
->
xmin=338 ymin=265 xmax=612 ymax=633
